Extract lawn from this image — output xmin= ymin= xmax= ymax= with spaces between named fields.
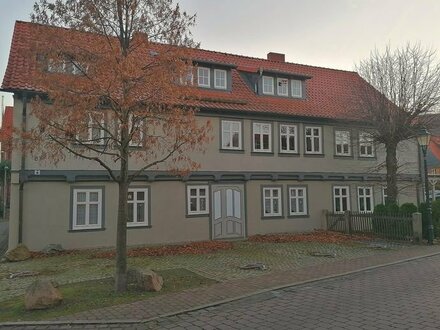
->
xmin=0 ymin=268 xmax=216 ymax=322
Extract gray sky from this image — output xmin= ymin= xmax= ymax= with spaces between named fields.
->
xmin=1 ymin=0 xmax=440 ymax=109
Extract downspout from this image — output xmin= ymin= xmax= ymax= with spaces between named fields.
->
xmin=18 ymin=92 xmax=27 ymax=244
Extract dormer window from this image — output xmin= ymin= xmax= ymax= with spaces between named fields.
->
xmin=277 ymin=78 xmax=288 ymax=97
xmin=262 ymin=76 xmax=274 ymax=95
xmin=214 ymin=69 xmax=227 ymax=89
xmin=291 ymin=79 xmax=303 ymax=98
xmin=198 ymin=67 xmax=210 ymax=87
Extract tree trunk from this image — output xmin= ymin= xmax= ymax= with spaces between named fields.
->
xmin=115 ymin=157 xmax=129 ymax=292
xmin=385 ymin=142 xmax=398 ymax=205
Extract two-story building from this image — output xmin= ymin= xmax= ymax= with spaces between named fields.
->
xmin=2 ymin=21 xmax=422 ymax=251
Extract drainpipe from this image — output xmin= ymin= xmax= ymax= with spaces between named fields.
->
xmin=18 ymin=92 xmax=27 ymax=244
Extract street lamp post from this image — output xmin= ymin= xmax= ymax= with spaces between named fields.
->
xmin=3 ymin=165 xmax=8 ymax=219
xmin=417 ymin=129 xmax=434 ymax=245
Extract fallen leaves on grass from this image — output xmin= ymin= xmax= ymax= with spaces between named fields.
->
xmin=248 ymin=230 xmax=372 ymax=244
xmin=30 ymin=250 xmax=82 ymax=259
xmin=91 ymin=241 xmax=234 ymax=259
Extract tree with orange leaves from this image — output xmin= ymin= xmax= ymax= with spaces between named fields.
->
xmin=29 ymin=0 xmax=211 ymax=292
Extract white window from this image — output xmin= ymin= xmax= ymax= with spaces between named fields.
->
xmin=127 ymin=115 xmax=145 ymax=147
xmin=253 ymin=122 xmax=272 ymax=152
xmin=289 ymin=187 xmax=307 ymax=216
xmin=221 ymin=120 xmax=242 ymax=150
xmin=382 ymin=187 xmax=388 ymax=204
xmin=280 ymin=124 xmax=298 ymax=153
xmin=335 ymin=130 xmax=351 ymax=156
xmin=197 ymin=67 xmax=210 ymax=87
xmin=127 ymin=188 xmax=149 ymax=226
xmin=305 ymin=126 xmax=322 ymax=154
xmin=277 ymin=78 xmax=289 ymax=96
xmin=358 ymin=187 xmax=374 ymax=213
xmin=262 ymin=76 xmax=274 ymax=95
xmin=180 ymin=67 xmax=194 ymax=85
xmin=78 ymin=113 xmax=105 ymax=145
xmin=359 ymin=132 xmax=374 ymax=157
xmin=263 ymin=187 xmax=282 ymax=217
xmin=333 ymin=186 xmax=350 ymax=213
xmin=291 ymin=79 xmax=303 ymax=98
xmin=214 ymin=69 xmax=227 ymax=89
xmin=187 ymin=185 xmax=209 ymax=215
xmin=72 ymin=189 xmax=103 ymax=230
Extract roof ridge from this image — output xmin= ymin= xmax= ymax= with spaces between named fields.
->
xmin=193 ymin=46 xmax=359 ymax=74
xmin=15 ymin=20 xmax=359 ymax=75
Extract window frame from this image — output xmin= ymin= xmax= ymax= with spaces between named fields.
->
xmin=359 ymin=132 xmax=375 ymax=158
xmin=186 ymin=185 xmax=210 ymax=216
xmin=335 ymin=129 xmax=352 ymax=157
xmin=221 ymin=120 xmax=243 ymax=150
xmin=253 ymin=122 xmax=272 ymax=153
xmin=71 ymin=188 xmax=103 ymax=230
xmin=333 ymin=185 xmax=350 ymax=214
xmin=291 ymin=79 xmax=303 ymax=98
xmin=262 ymin=76 xmax=274 ymax=95
xmin=279 ymin=123 xmax=298 ymax=154
xmin=358 ymin=186 xmax=374 ymax=213
xmin=262 ymin=186 xmax=283 ymax=218
xmin=277 ymin=78 xmax=289 ymax=97
xmin=304 ymin=126 xmax=323 ymax=155
xmin=197 ymin=67 xmax=211 ymax=88
xmin=127 ymin=187 xmax=150 ymax=227
xmin=214 ymin=69 xmax=227 ymax=90
xmin=288 ymin=186 xmax=308 ymax=216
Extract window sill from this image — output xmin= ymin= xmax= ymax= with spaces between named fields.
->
xmin=186 ymin=213 xmax=210 ymax=218
xmin=261 ymin=215 xmax=284 ymax=220
xmin=358 ymin=156 xmax=376 ymax=160
xmin=251 ymin=151 xmax=274 ymax=156
xmin=333 ymin=154 xmax=354 ymax=159
xmin=287 ymin=214 xmax=310 ymax=219
xmin=220 ymin=148 xmax=245 ymax=154
xmin=303 ymin=153 xmax=325 ymax=157
xmin=278 ymin=152 xmax=300 ymax=157
xmin=127 ymin=224 xmax=151 ymax=229
xmin=69 ymin=227 xmax=105 ymax=233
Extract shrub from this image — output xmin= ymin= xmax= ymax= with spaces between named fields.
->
xmin=374 ymin=204 xmax=387 ymax=215
xmin=400 ymin=203 xmax=418 ymax=215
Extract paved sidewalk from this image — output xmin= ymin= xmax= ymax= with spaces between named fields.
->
xmin=51 ymin=244 xmax=440 ymax=322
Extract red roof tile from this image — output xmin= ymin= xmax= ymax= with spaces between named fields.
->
xmin=2 ymin=21 xmax=367 ymax=121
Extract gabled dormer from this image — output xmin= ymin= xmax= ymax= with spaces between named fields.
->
xmin=193 ymin=60 xmax=235 ymax=91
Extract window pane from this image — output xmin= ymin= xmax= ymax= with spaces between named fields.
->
xmin=265 ymin=199 xmax=271 ymax=214
xmin=223 ymin=131 xmax=231 ymax=147
xmin=273 ymin=199 xmax=279 ymax=213
xmin=137 ymin=203 xmax=145 ymax=222
xmin=280 ymin=126 xmax=287 ymax=134
xmin=263 ymin=134 xmax=269 ymax=149
xmin=77 ymin=192 xmax=86 ymax=203
xmin=89 ymin=204 xmax=98 ymax=224
xmin=289 ymin=136 xmax=295 ymax=151
xmin=128 ymin=191 xmax=134 ymax=201
xmin=306 ymin=138 xmax=312 ymax=152
xmin=291 ymin=198 xmax=297 ymax=213
xmin=264 ymin=189 xmax=270 ymax=197
xmin=190 ymin=188 xmax=197 ymax=197
xmin=128 ymin=204 xmax=134 ymax=222
xmin=190 ymin=197 xmax=197 ymax=211
xmin=200 ymin=197 xmax=206 ymax=211
xmin=199 ymin=189 xmax=206 ymax=197
xmin=281 ymin=136 xmax=287 ymax=150
xmin=89 ymin=192 xmax=99 ymax=202
xmin=273 ymin=189 xmax=279 ymax=197
xmin=76 ymin=205 xmax=86 ymax=225
xmin=298 ymin=199 xmax=304 ymax=213
xmin=254 ymin=134 xmax=261 ymax=149
xmin=137 ymin=191 xmax=145 ymax=200
xmin=342 ymin=198 xmax=347 ymax=211
xmin=232 ymin=132 xmax=239 ymax=148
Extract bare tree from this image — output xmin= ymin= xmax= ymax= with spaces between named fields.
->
xmin=355 ymin=43 xmax=440 ymax=204
xmin=29 ymin=0 xmax=211 ymax=292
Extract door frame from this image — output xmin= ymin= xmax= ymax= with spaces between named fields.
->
xmin=209 ymin=182 xmax=247 ymax=240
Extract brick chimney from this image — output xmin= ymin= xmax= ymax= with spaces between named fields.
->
xmin=267 ymin=52 xmax=285 ymax=62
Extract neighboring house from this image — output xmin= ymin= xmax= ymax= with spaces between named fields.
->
xmin=0 ymin=106 xmax=13 ymax=161
xmin=1 ymin=21 xmax=422 ymax=251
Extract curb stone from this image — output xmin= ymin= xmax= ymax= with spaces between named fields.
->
xmin=2 ymin=249 xmax=440 ymax=327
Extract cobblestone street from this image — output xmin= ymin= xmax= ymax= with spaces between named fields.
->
xmin=4 ymin=252 xmax=440 ymax=329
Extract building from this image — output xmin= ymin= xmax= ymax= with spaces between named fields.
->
xmin=0 ymin=106 xmax=13 ymax=162
xmin=1 ymin=21 xmax=422 ymax=251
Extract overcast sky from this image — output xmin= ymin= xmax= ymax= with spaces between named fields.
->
xmin=1 ymin=0 xmax=440 ymax=109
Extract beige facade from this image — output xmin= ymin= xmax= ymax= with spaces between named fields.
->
xmin=8 ymin=97 xmax=421 ymax=251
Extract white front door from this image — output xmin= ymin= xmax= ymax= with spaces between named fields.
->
xmin=211 ymin=184 xmax=246 ymax=239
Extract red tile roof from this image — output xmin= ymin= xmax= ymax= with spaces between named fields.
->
xmin=0 ymin=106 xmax=13 ymax=160
xmin=2 ymin=21 xmax=367 ymax=121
